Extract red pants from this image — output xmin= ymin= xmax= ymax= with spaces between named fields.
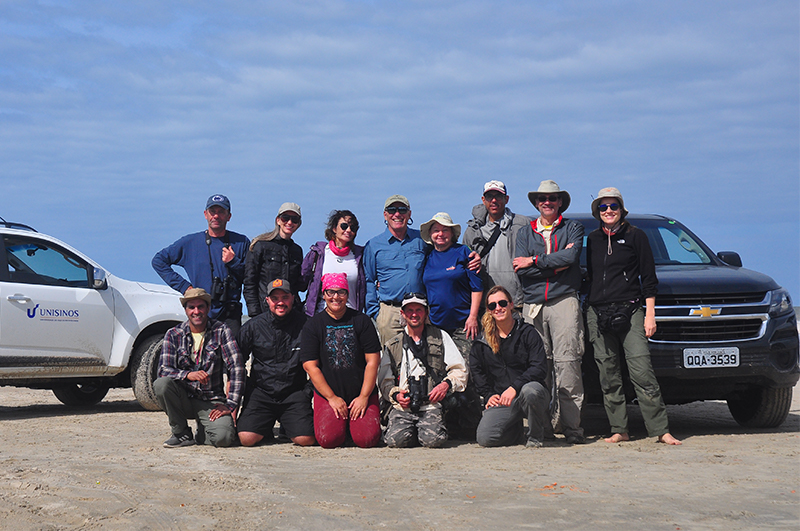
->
xmin=313 ymin=391 xmax=381 ymax=449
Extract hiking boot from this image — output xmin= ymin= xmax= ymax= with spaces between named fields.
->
xmin=525 ymin=439 xmax=543 ymax=448
xmin=566 ymin=434 xmax=585 ymax=445
xmin=163 ymin=429 xmax=195 ymax=448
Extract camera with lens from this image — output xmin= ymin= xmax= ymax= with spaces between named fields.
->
xmin=407 ymin=375 xmax=427 ymax=414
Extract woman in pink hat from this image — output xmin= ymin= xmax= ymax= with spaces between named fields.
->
xmin=299 ymin=272 xmax=382 ymax=448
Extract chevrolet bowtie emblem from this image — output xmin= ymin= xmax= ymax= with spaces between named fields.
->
xmin=690 ymin=307 xmax=721 ymax=318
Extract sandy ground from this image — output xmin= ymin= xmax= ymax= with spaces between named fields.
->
xmin=0 ymin=384 xmax=798 ymax=531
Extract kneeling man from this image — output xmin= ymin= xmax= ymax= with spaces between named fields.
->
xmin=237 ymin=279 xmax=315 ymax=446
xmin=155 ymin=288 xmax=244 ymax=448
xmin=379 ymin=293 xmax=468 ymax=448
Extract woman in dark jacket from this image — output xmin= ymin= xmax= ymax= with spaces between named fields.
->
xmin=244 ymin=202 xmax=307 ymax=317
xmin=470 ymin=285 xmax=550 ymax=447
xmin=300 ymin=209 xmax=366 ymax=317
xmin=586 ymin=187 xmax=680 ymax=445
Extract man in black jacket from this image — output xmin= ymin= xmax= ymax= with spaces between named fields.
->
xmin=237 ymin=279 xmax=315 ymax=446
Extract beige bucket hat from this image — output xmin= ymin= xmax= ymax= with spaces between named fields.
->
xmin=420 ymin=212 xmax=462 ymax=244
xmin=527 ymin=180 xmax=571 ymax=213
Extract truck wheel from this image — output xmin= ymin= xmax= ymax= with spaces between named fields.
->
xmin=727 ymin=386 xmax=792 ymax=428
xmin=131 ymin=334 xmax=165 ymax=411
xmin=53 ymin=382 xmax=110 ymax=407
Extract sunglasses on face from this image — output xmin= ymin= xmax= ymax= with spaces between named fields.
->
xmin=598 ymin=203 xmax=620 ymax=212
xmin=385 ymin=206 xmax=410 ymax=215
xmin=484 ymin=192 xmax=505 ymax=201
xmin=537 ymin=195 xmax=560 ymax=204
xmin=280 ymin=214 xmax=301 ymax=223
xmin=339 ymin=222 xmax=358 ymax=233
xmin=487 ymin=299 xmax=510 ymax=311
xmin=324 ymin=289 xmax=348 ymax=297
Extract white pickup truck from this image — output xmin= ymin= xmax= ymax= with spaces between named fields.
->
xmin=0 ymin=220 xmax=184 ymax=409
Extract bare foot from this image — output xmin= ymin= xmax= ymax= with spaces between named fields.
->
xmin=604 ymin=433 xmax=629 ymax=443
xmin=657 ymin=433 xmax=682 ymax=445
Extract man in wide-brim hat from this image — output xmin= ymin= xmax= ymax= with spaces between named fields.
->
xmin=512 ymin=179 xmax=586 ymax=445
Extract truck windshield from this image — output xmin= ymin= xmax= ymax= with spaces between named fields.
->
xmin=639 ymin=221 xmax=713 ymax=265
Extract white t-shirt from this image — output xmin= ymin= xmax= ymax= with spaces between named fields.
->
xmin=315 ymin=246 xmax=359 ymax=313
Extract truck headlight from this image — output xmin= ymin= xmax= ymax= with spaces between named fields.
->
xmin=768 ymin=288 xmax=793 ymax=317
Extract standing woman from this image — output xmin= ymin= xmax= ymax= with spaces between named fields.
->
xmin=421 ymin=212 xmax=483 ymax=357
xmin=301 ymin=210 xmax=367 ymax=316
xmin=244 ymin=203 xmax=308 ymax=317
xmin=300 ymin=273 xmax=382 ymax=448
xmin=586 ymin=187 xmax=680 ymax=445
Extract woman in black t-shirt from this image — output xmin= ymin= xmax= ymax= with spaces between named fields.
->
xmin=300 ymin=272 xmax=382 ymax=448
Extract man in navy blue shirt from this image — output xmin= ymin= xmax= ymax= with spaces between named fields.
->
xmin=153 ymin=194 xmax=249 ymax=336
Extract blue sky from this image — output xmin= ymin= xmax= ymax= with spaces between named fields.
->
xmin=2 ymin=1 xmax=798 ymax=302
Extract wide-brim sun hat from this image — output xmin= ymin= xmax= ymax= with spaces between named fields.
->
xmin=591 ymin=187 xmax=629 ymax=221
xmin=180 ymin=287 xmax=213 ymax=308
xmin=420 ymin=212 xmax=462 ymax=244
xmin=527 ymin=180 xmax=571 ymax=213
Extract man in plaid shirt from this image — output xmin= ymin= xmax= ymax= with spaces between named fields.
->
xmin=154 ymin=288 xmax=245 ymax=448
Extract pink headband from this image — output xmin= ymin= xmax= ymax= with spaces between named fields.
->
xmin=322 ymin=272 xmax=348 ymax=292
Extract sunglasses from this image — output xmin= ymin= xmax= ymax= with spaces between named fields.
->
xmin=484 ymin=192 xmax=505 ymax=201
xmin=385 ymin=206 xmax=410 ymax=215
xmin=323 ymin=289 xmax=348 ymax=297
xmin=280 ymin=213 xmax=301 ymax=223
xmin=339 ymin=222 xmax=358 ymax=232
xmin=487 ymin=299 xmax=510 ymax=311
xmin=598 ymin=203 xmax=620 ymax=212
xmin=537 ymin=195 xmax=560 ymax=204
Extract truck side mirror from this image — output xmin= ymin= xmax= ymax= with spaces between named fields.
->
xmin=717 ymin=251 xmax=742 ymax=267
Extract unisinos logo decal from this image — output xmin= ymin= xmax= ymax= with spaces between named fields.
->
xmin=26 ymin=304 xmax=80 ymax=322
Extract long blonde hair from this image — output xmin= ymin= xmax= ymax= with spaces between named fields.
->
xmin=481 ymin=285 xmax=513 ymax=354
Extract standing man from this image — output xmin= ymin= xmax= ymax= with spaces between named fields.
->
xmin=462 ymin=180 xmax=530 ymax=309
xmin=378 ymin=293 xmax=468 ymax=448
xmin=154 ymin=288 xmax=244 ymax=448
xmin=513 ymin=180 xmax=586 ymax=445
xmin=363 ymin=195 xmax=428 ymax=343
xmin=237 ymin=279 xmax=315 ymax=447
xmin=152 ymin=194 xmax=249 ymax=336
xmin=364 ymin=194 xmax=481 ymax=344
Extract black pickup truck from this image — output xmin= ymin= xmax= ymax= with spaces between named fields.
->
xmin=573 ymin=214 xmax=799 ymax=428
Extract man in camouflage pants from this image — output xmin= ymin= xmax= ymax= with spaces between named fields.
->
xmin=378 ymin=293 xmax=469 ymax=448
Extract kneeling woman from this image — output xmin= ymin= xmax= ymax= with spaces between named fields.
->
xmin=300 ymin=273 xmax=382 ymax=448
xmin=470 ymin=286 xmax=550 ymax=447
xmin=586 ymin=187 xmax=680 ymax=445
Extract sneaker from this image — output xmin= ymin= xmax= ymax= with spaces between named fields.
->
xmin=565 ymin=434 xmax=585 ymax=445
xmin=525 ymin=439 xmax=543 ymax=448
xmin=163 ymin=430 xmax=195 ymax=448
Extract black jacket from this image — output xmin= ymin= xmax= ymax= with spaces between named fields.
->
xmin=238 ymin=309 xmax=308 ymax=399
xmin=244 ymin=238 xmax=307 ymax=317
xmin=586 ymin=222 xmax=658 ymax=305
xmin=469 ymin=318 xmax=547 ymax=404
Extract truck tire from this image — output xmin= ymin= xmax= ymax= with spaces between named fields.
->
xmin=53 ymin=382 xmax=110 ymax=407
xmin=727 ymin=386 xmax=792 ymax=428
xmin=131 ymin=334 xmax=165 ymax=411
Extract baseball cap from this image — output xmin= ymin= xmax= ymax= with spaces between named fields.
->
xmin=206 ymin=194 xmax=231 ymax=211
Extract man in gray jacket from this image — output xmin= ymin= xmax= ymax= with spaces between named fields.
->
xmin=462 ymin=180 xmax=530 ymax=309
xmin=513 ymin=180 xmax=585 ymax=445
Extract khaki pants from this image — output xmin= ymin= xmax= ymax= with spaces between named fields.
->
xmin=375 ymin=303 xmax=405 ymax=345
xmin=523 ymin=293 xmax=585 ymax=439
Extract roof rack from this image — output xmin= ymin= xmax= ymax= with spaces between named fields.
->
xmin=0 ymin=217 xmax=37 ymax=232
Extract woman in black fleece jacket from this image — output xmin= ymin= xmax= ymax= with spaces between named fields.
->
xmin=586 ymin=187 xmax=680 ymax=446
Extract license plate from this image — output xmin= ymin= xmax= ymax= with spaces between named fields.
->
xmin=683 ymin=347 xmax=740 ymax=368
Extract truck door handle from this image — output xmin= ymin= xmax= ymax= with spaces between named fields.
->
xmin=7 ymin=294 xmax=32 ymax=303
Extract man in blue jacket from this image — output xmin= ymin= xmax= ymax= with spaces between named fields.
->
xmin=513 ymin=180 xmax=585 ymax=445
xmin=152 ymin=194 xmax=249 ymax=336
